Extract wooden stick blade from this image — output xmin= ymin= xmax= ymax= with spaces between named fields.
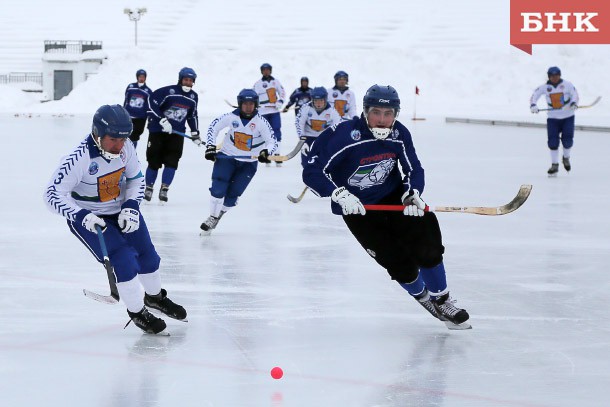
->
xmin=435 ymin=184 xmax=532 ymax=215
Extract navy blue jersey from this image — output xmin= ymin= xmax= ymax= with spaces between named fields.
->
xmin=303 ymin=117 xmax=424 ymax=215
xmin=147 ymin=84 xmax=199 ymax=133
xmin=285 ymin=87 xmax=312 ymax=111
xmin=123 ymin=82 xmax=153 ymax=119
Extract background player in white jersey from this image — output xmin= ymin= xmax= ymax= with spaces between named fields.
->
xmin=253 ymin=63 xmax=285 ymax=166
xmin=200 ymin=89 xmax=277 ymax=235
xmin=302 ymin=85 xmax=469 ymax=329
xmin=295 ymin=86 xmax=342 ymax=167
xmin=530 ymin=66 xmax=579 ymax=176
xmin=327 ymin=70 xmax=358 ymax=120
xmin=144 ymin=67 xmax=202 ymax=202
xmin=123 ymin=69 xmax=153 ymax=149
xmin=43 ymin=105 xmax=187 ymax=334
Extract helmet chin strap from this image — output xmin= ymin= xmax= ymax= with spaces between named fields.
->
xmin=181 ymin=86 xmax=192 ymax=92
xmin=93 ymin=134 xmax=121 ymax=160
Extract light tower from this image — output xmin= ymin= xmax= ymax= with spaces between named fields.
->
xmin=123 ymin=8 xmax=147 ymax=46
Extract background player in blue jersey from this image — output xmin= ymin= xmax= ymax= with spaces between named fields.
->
xmin=144 ymin=67 xmax=202 ymax=202
xmin=123 ymin=69 xmax=153 ymax=149
xmin=44 ymin=104 xmax=187 ymax=334
xmin=303 ymin=85 xmax=470 ymax=329
xmin=283 ymin=76 xmax=312 ymax=116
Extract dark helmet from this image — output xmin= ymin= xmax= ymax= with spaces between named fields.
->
xmin=311 ymin=86 xmax=328 ymax=100
xmin=178 ymin=67 xmax=197 ymax=83
xmin=136 ymin=69 xmax=147 ymax=78
xmin=300 ymin=76 xmax=309 ymax=82
xmin=363 ymin=85 xmax=400 ymax=111
xmin=334 ymin=70 xmax=349 ymax=82
xmin=92 ymin=104 xmax=132 ymax=139
xmin=547 ymin=66 xmax=561 ymax=77
xmin=260 ymin=63 xmax=272 ymax=73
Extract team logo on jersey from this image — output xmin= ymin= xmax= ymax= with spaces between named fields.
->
xmin=190 ymin=93 xmax=195 ymax=99
xmin=350 ymin=130 xmax=361 ymax=140
xmin=366 ymin=249 xmax=376 ymax=258
xmin=263 ymin=83 xmax=268 ymax=88
xmin=392 ymin=129 xmax=399 ymax=139
xmin=120 ymin=150 xmax=126 ymax=162
xmin=547 ymin=87 xmax=552 ymax=92
xmin=249 ymin=123 xmax=256 ymax=131
xmin=88 ymin=162 xmax=99 ymax=175
xmin=232 ymin=120 xmax=239 ymax=128
xmin=332 ymin=92 xmax=338 ymax=98
xmin=308 ymin=112 xmax=313 ymax=117
xmin=348 ymin=158 xmax=396 ymax=190
xmin=169 ymin=88 xmax=175 ymax=94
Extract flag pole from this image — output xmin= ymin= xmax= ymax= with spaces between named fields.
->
xmin=412 ymin=85 xmax=426 ymax=121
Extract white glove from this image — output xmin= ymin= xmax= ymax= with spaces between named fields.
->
xmin=530 ymin=105 xmax=539 ymax=114
xmin=160 ymin=118 xmax=172 ymax=133
xmin=118 ymin=208 xmax=140 ymax=233
xmin=275 ymin=100 xmax=284 ymax=110
xmin=331 ymin=187 xmax=366 ymax=215
xmin=191 ymin=131 xmax=203 ymax=146
xmin=401 ymin=189 xmax=427 ymax=217
xmin=82 ymin=212 xmax=107 ymax=233
xmin=569 ymin=103 xmax=578 ymax=111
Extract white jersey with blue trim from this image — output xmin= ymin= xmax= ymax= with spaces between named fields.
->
xmin=530 ymin=79 xmax=579 ymax=120
xmin=327 ymin=86 xmax=358 ymax=120
xmin=206 ymin=110 xmax=278 ymax=161
xmin=44 ymin=135 xmax=145 ymax=221
xmin=295 ymin=102 xmax=343 ymax=139
xmin=253 ymin=77 xmax=286 ymax=115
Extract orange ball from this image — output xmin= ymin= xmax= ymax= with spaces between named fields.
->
xmin=270 ymin=366 xmax=283 ymax=379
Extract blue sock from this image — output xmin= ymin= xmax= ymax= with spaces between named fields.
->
xmin=161 ymin=167 xmax=176 ymax=185
xmin=398 ymin=273 xmax=425 ymax=297
xmin=145 ymin=168 xmax=158 ymax=186
xmin=420 ymin=263 xmax=448 ymax=296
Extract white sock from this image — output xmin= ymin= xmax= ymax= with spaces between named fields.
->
xmin=117 ymin=277 xmax=144 ymax=313
xmin=563 ymin=147 xmax=571 ymax=159
xmin=210 ymin=196 xmax=224 ymax=217
xmin=138 ymin=271 xmax=162 ymax=297
xmin=550 ymin=149 xmax=559 ymax=164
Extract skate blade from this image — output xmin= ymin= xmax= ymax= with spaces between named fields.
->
xmin=444 ymin=320 xmax=472 ymax=330
xmin=199 ymin=230 xmax=212 ymax=236
xmin=146 ymin=330 xmax=170 ymax=336
xmin=547 ymin=173 xmax=558 ymax=178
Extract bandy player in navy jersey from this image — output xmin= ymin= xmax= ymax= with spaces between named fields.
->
xmin=303 ymin=85 xmax=470 ymax=329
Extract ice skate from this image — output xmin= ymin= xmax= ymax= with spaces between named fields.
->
xmin=433 ymin=293 xmax=471 ymax=330
xmin=126 ymin=307 xmax=167 ymax=334
xmin=200 ymin=215 xmax=220 ymax=236
xmin=159 ymin=183 xmax=169 ymax=202
xmin=547 ymin=163 xmax=559 ymax=177
xmin=414 ymin=289 xmax=440 ymax=320
xmin=143 ymin=185 xmax=154 ymax=202
xmin=144 ymin=289 xmax=187 ymax=321
xmin=562 ymin=156 xmax=571 ymax=172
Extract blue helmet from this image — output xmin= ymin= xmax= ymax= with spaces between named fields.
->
xmin=178 ymin=67 xmax=197 ymax=83
xmin=92 ymin=104 xmax=132 ymax=139
xmin=136 ymin=69 xmax=147 ymax=78
xmin=547 ymin=66 xmax=561 ymax=76
xmin=334 ymin=70 xmax=349 ymax=82
xmin=311 ymin=86 xmax=328 ymax=100
xmin=260 ymin=63 xmax=272 ymax=73
xmin=300 ymin=76 xmax=309 ymax=82
xmin=363 ymin=85 xmax=400 ymax=111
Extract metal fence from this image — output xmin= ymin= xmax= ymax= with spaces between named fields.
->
xmin=0 ymin=72 xmax=43 ymax=86
xmin=44 ymin=40 xmax=103 ymax=54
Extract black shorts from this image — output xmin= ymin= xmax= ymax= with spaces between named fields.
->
xmin=145 ymin=131 xmax=185 ymax=170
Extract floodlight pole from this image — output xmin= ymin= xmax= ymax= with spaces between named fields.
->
xmin=123 ymin=8 xmax=147 ymax=47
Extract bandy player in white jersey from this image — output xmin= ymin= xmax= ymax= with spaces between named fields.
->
xmin=43 ymin=104 xmax=186 ymax=335
xmin=327 ymin=70 xmax=358 ymax=120
xmin=253 ymin=63 xmax=286 ymax=163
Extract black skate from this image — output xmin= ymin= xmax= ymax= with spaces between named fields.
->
xmin=159 ymin=184 xmax=169 ymax=202
xmin=126 ymin=307 xmax=167 ymax=334
xmin=199 ymin=211 xmax=225 ymax=236
xmin=144 ymin=185 xmax=154 ymax=201
xmin=144 ymin=288 xmax=187 ymax=321
xmin=547 ymin=163 xmax=559 ymax=177
xmin=414 ymin=289 xmax=441 ymax=320
xmin=562 ymin=156 xmax=571 ymax=171
xmin=433 ymin=293 xmax=471 ymax=330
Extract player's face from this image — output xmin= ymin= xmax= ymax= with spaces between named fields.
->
xmin=549 ymin=74 xmax=561 ymax=85
xmin=335 ymin=77 xmax=347 ymax=87
xmin=101 ymin=136 xmax=126 ymax=154
xmin=301 ymin=79 xmax=308 ymax=87
xmin=313 ymin=98 xmax=326 ymax=111
xmin=137 ymin=75 xmax=146 ymax=83
xmin=261 ymin=68 xmax=271 ymax=76
xmin=366 ymin=107 xmax=396 ymax=128
xmin=181 ymin=77 xmax=194 ymax=87
xmin=241 ymin=101 xmax=255 ymax=115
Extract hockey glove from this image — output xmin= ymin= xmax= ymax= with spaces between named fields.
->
xmin=331 ymin=187 xmax=366 ymax=215
xmin=205 ymin=144 xmax=217 ymax=162
xmin=159 ymin=118 xmax=172 ymax=133
xmin=118 ymin=208 xmax=140 ymax=233
xmin=569 ymin=102 xmax=578 ymax=111
xmin=80 ymin=211 xmax=107 ymax=233
xmin=401 ymin=189 xmax=427 ymax=217
xmin=191 ymin=131 xmax=203 ymax=146
xmin=258 ymin=149 xmax=271 ymax=163
xmin=530 ymin=105 xmax=539 ymax=114
xmin=275 ymin=100 xmax=284 ymax=110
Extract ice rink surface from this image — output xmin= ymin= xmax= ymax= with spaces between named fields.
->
xmin=2 ymin=114 xmax=609 ymax=406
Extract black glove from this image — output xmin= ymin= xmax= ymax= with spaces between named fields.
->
xmin=258 ymin=149 xmax=271 ymax=163
xmin=205 ymin=144 xmax=217 ymax=162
